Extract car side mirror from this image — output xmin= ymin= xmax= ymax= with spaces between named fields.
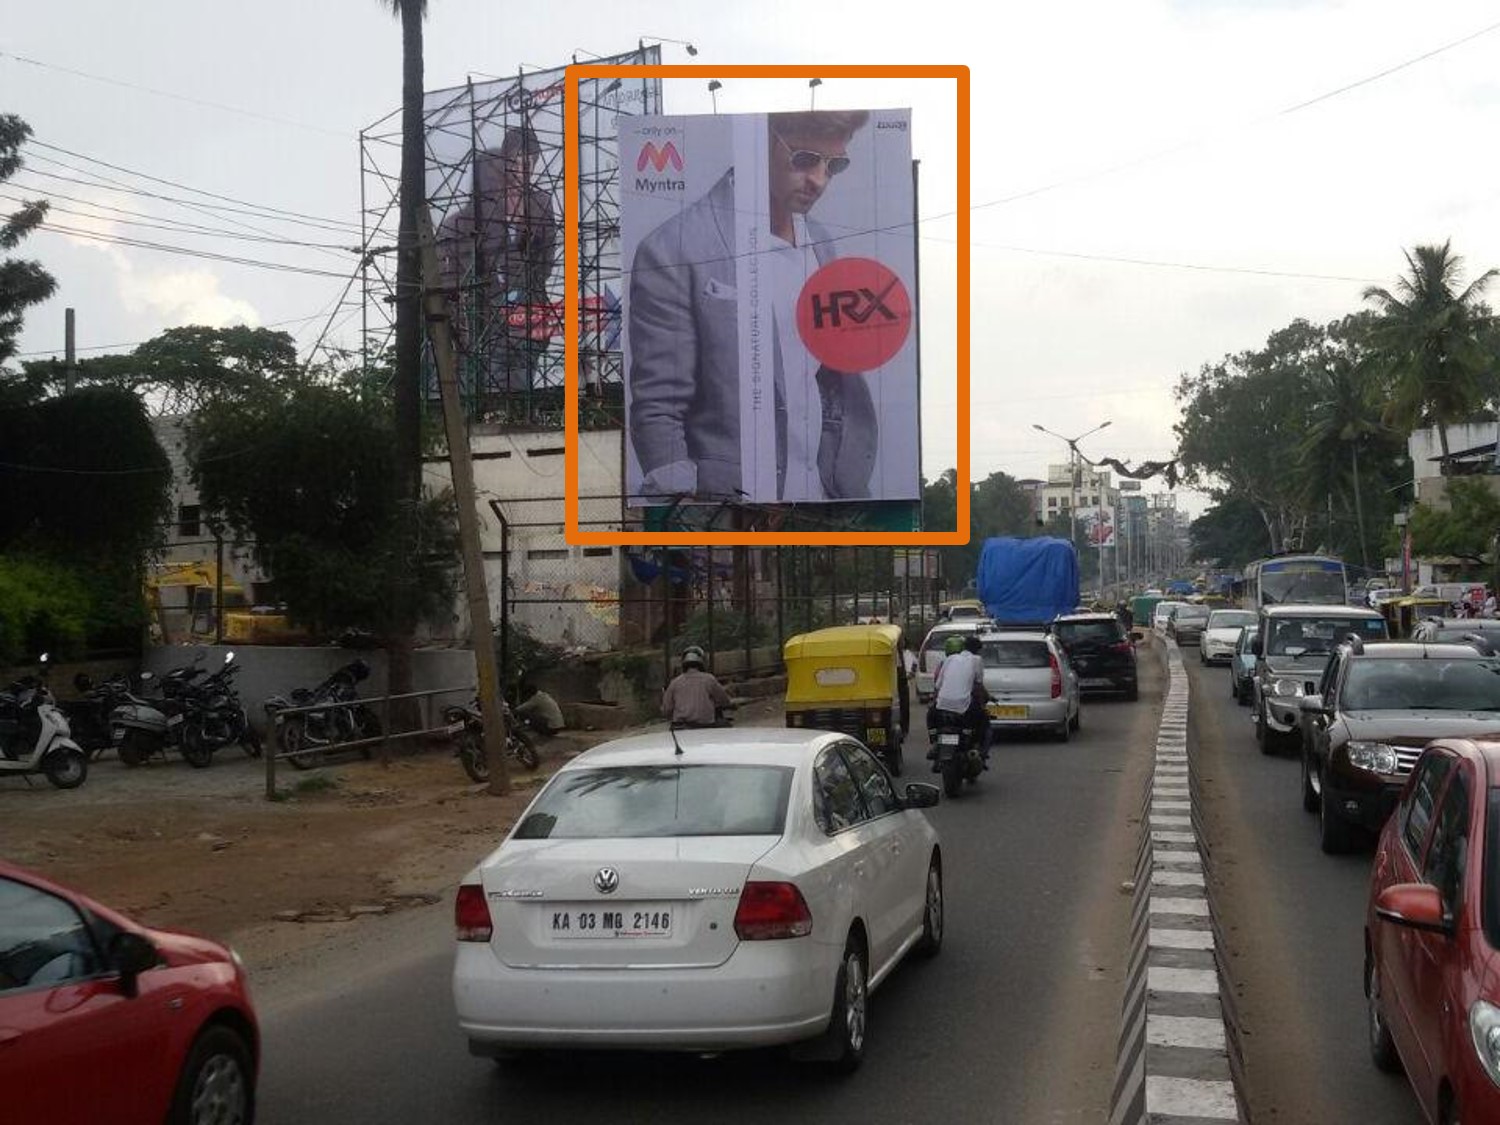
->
xmin=1249 ymin=637 xmax=1263 ymax=656
xmin=903 ymin=783 xmax=941 ymax=809
xmin=1375 ymin=883 xmax=1453 ymax=937
xmin=1298 ymin=695 xmax=1325 ymax=714
xmin=109 ymin=931 xmax=158 ymax=998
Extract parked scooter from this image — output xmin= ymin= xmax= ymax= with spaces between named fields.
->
xmin=443 ymin=696 xmax=539 ymax=783
xmin=109 ymin=655 xmax=212 ymax=767
xmin=264 ymin=659 xmax=381 ymax=771
xmin=0 ymin=654 xmax=89 ymax=789
xmin=929 ymin=709 xmax=986 ymax=798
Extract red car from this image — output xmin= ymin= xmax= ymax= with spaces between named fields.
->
xmin=0 ymin=860 xmax=258 ymax=1125
xmin=1366 ymin=738 xmax=1500 ymax=1124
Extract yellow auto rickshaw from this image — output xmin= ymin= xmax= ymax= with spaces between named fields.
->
xmin=784 ymin=624 xmax=908 ymax=776
xmin=1380 ymin=595 xmax=1449 ymax=638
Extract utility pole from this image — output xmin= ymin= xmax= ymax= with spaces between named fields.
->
xmin=418 ymin=211 xmax=510 ymax=796
xmin=64 ymin=308 xmax=76 ymax=393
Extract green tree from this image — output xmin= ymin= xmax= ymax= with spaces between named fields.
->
xmin=1363 ymin=241 xmax=1497 ymax=463
xmin=1408 ymin=477 xmax=1500 ymax=565
xmin=21 ymin=325 xmax=302 ymax=414
xmin=923 ymin=469 xmax=1038 ymax=588
xmin=1189 ymin=495 xmax=1272 ymax=569
xmin=188 ymin=380 xmax=459 ymax=642
xmin=0 ymin=115 xmax=56 ymax=368
xmin=1175 ymin=319 xmax=1326 ymax=551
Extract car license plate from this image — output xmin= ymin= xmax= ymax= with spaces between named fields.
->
xmin=111 ymin=727 xmax=125 ymax=742
xmin=550 ymin=906 xmax=673 ymax=939
xmin=989 ymin=704 xmax=1028 ymax=719
xmin=1081 ymin=678 xmax=1112 ymax=688
xmin=866 ymin=726 xmax=887 ymax=745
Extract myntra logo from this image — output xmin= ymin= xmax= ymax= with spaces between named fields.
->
xmin=636 ymin=141 xmax=683 ymax=172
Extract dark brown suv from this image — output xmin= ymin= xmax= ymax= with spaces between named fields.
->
xmin=1051 ymin=613 xmax=1137 ymax=701
xmin=1299 ymin=634 xmax=1500 ymax=854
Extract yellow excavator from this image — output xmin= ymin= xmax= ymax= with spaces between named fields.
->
xmin=145 ymin=561 xmax=304 ymax=645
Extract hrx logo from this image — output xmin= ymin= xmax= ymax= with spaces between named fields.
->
xmin=796 ymin=258 xmax=912 ymax=374
xmin=810 ymin=280 xmax=902 ymax=329
xmin=636 ymin=141 xmax=683 ymax=173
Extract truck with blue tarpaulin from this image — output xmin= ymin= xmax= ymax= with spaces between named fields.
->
xmin=975 ymin=537 xmax=1080 ymax=628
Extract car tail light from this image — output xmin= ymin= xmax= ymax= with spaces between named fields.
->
xmin=455 ymin=884 xmax=493 ymax=942
xmin=1049 ymin=653 xmax=1063 ymax=699
xmin=1110 ymin=640 xmax=1133 ymax=654
xmin=734 ymin=881 xmax=813 ymax=940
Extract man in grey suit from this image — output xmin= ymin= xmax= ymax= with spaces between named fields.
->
xmin=627 ymin=111 xmax=878 ymax=504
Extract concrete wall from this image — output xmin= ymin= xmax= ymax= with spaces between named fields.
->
xmin=141 ymin=645 xmax=479 ymax=735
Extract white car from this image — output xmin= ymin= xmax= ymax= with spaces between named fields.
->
xmin=1200 ymin=609 xmax=1257 ymax=665
xmin=1153 ymin=601 xmax=1187 ymax=633
xmin=452 ymin=728 xmax=943 ymax=1069
xmin=914 ymin=620 xmax=990 ymax=702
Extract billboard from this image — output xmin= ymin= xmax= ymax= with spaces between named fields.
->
xmin=1081 ymin=505 xmax=1117 ymax=548
xmin=619 ymin=109 xmax=920 ymax=509
xmin=411 ymin=49 xmax=660 ymax=404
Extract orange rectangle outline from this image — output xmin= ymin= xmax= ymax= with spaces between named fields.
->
xmin=564 ymin=63 xmax=969 ymax=546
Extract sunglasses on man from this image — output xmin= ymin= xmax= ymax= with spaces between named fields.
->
xmin=774 ymin=132 xmax=851 ymax=176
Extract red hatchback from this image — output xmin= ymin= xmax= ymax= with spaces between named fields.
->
xmin=0 ymin=860 xmax=259 ymax=1125
xmin=1366 ymin=738 xmax=1500 ymax=1123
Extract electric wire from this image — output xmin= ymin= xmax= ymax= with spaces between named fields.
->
xmin=30 ymin=220 xmax=353 ymax=278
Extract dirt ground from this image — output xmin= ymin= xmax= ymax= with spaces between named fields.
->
xmin=2 ymin=698 xmax=784 ymax=968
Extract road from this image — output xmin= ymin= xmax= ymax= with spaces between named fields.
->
xmin=1183 ymin=648 xmax=1421 ymax=1124
xmin=250 ymin=656 xmax=1163 ymax=1125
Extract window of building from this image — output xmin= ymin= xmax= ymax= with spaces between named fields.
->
xmin=526 ymin=549 xmax=570 ymax=561
xmin=582 ymin=547 xmax=613 ymax=558
xmin=177 ymin=504 xmax=201 ymax=538
xmin=1047 ymin=497 xmax=1058 ymax=508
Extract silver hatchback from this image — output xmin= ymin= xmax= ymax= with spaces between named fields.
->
xmin=979 ymin=631 xmax=1082 ymax=742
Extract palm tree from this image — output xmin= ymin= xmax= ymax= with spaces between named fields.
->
xmin=1298 ymin=354 xmax=1382 ymax=569
xmin=383 ymin=0 xmax=427 ymax=731
xmin=1362 ymin=241 xmax=1498 ymax=464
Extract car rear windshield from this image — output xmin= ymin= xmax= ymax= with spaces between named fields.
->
xmin=1055 ymin=620 xmax=1123 ymax=646
xmin=512 ymin=765 xmax=794 ymax=839
xmin=1340 ymin=658 xmax=1500 ymax=712
xmin=923 ymin=630 xmax=962 ymax=654
xmin=982 ymin=640 xmax=1050 ymax=668
xmin=1208 ymin=611 xmax=1256 ymax=630
xmin=1267 ymin=616 xmax=1387 ymax=656
xmin=1175 ymin=607 xmax=1211 ymax=623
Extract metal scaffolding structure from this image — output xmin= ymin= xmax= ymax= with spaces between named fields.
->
xmin=358 ymin=46 xmax=661 ymax=427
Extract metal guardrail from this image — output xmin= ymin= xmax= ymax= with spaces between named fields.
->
xmin=262 ymin=685 xmax=474 ymax=800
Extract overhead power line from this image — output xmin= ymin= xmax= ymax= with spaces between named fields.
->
xmin=11 ymin=309 xmax=343 ymax=359
xmin=0 ymin=193 xmax=357 ymax=251
xmin=27 ymin=139 xmax=362 ymax=232
xmin=33 ymin=220 xmax=353 ymax=279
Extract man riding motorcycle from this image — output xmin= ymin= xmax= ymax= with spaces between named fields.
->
xmin=930 ymin=634 xmax=991 ymax=765
xmin=662 ymin=646 xmax=735 ymax=729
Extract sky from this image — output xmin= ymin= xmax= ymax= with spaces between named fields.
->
xmin=7 ymin=0 xmax=1500 ymax=522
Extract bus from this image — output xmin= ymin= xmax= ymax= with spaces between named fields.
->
xmin=1242 ymin=554 xmax=1347 ymax=609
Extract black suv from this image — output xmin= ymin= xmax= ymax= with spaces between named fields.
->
xmin=1299 ymin=634 xmax=1500 ymax=854
xmin=1051 ymin=613 xmax=1137 ymax=701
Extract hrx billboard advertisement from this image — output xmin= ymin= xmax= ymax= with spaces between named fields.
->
xmin=619 ymin=109 xmax=920 ymax=509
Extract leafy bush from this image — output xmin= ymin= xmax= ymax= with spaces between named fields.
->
xmin=0 ymin=556 xmax=92 ymax=666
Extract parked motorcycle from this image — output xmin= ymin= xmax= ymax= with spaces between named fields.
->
xmin=0 ymin=654 xmax=89 ymax=789
xmin=59 ymin=671 xmax=136 ymax=760
xmin=264 ymin=660 xmax=381 ymax=771
xmin=929 ymin=709 xmax=985 ymax=798
xmin=179 ymin=652 xmax=260 ymax=764
xmin=444 ymin=696 xmax=539 ymax=783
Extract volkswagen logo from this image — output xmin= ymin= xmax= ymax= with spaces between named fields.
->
xmin=593 ymin=867 xmax=620 ymax=894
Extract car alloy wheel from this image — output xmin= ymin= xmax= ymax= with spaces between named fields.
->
xmin=916 ymin=857 xmax=943 ymax=957
xmin=171 ymin=1026 xmax=252 ymax=1125
xmin=842 ymin=946 xmax=867 ymax=1055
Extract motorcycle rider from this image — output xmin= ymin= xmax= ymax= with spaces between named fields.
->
xmin=931 ymin=634 xmax=991 ymax=765
xmin=662 ymin=646 xmax=734 ymax=729
xmin=513 ymin=682 xmax=564 ymax=737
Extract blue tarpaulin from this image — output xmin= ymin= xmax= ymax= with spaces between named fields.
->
xmin=976 ymin=537 xmax=1080 ymax=626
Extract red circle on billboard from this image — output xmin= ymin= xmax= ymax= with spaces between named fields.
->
xmin=795 ymin=257 xmax=912 ymax=374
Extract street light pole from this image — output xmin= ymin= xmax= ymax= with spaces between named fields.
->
xmin=1033 ymin=420 xmax=1112 ymax=596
